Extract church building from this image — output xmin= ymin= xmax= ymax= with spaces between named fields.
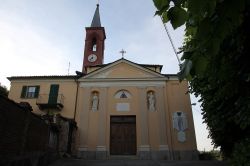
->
xmin=7 ymin=4 xmax=198 ymax=160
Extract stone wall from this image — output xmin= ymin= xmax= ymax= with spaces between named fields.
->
xmin=0 ymin=95 xmax=56 ymax=166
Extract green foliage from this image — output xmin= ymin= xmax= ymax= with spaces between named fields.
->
xmin=167 ymin=7 xmax=188 ymax=29
xmin=231 ymin=138 xmax=250 ymax=166
xmin=153 ymin=0 xmax=169 ymax=15
xmin=0 ymin=85 xmax=9 ymax=97
xmin=153 ymin=0 xmax=250 ymax=164
xmin=154 ymin=0 xmax=187 ymax=29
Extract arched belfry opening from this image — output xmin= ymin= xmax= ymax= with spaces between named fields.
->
xmin=91 ymin=37 xmax=97 ymax=52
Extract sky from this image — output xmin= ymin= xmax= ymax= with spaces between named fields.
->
xmin=0 ymin=0 xmax=214 ymax=151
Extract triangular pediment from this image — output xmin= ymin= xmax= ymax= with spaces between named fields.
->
xmin=82 ymin=59 xmax=165 ymax=79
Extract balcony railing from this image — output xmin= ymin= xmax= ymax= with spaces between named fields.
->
xmin=36 ymin=94 xmax=64 ymax=110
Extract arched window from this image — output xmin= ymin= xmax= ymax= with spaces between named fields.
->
xmin=114 ymin=90 xmax=131 ymax=99
xmin=92 ymin=38 xmax=97 ymax=51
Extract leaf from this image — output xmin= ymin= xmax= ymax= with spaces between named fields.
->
xmin=196 ymin=18 xmax=212 ymax=39
xmin=193 ymin=56 xmax=209 ymax=75
xmin=181 ymin=51 xmax=193 ymax=60
xmin=177 ymin=59 xmax=193 ymax=81
xmin=186 ymin=26 xmax=197 ymax=37
xmin=153 ymin=0 xmax=162 ymax=10
xmin=173 ymin=0 xmax=184 ymax=7
xmin=154 ymin=10 xmax=162 ymax=16
xmin=187 ymin=0 xmax=206 ymax=15
xmin=206 ymin=38 xmax=221 ymax=56
xmin=167 ymin=7 xmax=188 ymax=29
xmin=162 ymin=11 xmax=169 ymax=23
xmin=206 ymin=0 xmax=216 ymax=16
xmin=153 ymin=0 xmax=169 ymax=10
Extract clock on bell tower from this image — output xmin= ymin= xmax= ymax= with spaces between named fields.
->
xmin=82 ymin=4 xmax=106 ymax=73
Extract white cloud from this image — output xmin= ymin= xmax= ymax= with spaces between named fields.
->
xmin=0 ymin=11 xmax=71 ymax=88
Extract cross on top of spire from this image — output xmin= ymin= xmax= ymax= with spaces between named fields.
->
xmin=119 ymin=49 xmax=126 ymax=59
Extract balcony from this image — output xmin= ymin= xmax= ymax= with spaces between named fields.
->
xmin=36 ymin=94 xmax=64 ymax=110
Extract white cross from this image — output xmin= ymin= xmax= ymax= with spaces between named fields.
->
xmin=119 ymin=49 xmax=126 ymax=58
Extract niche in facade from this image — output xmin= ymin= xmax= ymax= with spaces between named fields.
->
xmin=91 ymin=91 xmax=99 ymax=111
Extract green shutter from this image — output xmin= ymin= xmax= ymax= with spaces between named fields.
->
xmin=21 ymin=86 xmax=27 ymax=98
xmin=48 ymin=84 xmax=59 ymax=104
xmin=34 ymin=86 xmax=40 ymax=98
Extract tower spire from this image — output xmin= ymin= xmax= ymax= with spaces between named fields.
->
xmin=91 ymin=3 xmax=101 ymax=27
xmin=83 ymin=3 xmax=106 ymax=72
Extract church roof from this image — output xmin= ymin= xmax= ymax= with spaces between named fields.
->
xmin=7 ymin=75 xmax=78 ymax=81
xmin=83 ymin=58 xmax=168 ymax=79
xmin=86 ymin=58 xmax=163 ymax=72
xmin=91 ymin=4 xmax=101 ymax=27
xmin=7 ymin=59 xmax=178 ymax=81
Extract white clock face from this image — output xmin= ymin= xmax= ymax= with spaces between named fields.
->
xmin=88 ymin=54 xmax=97 ymax=62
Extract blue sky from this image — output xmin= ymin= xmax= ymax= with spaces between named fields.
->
xmin=0 ymin=0 xmax=213 ymax=151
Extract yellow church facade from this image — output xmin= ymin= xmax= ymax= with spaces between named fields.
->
xmin=75 ymin=59 xmax=198 ymax=160
xmin=7 ymin=4 xmax=198 ymax=160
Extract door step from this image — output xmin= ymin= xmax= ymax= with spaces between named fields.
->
xmin=109 ymin=155 xmax=138 ymax=160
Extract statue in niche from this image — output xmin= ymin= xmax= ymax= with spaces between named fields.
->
xmin=91 ymin=92 xmax=99 ymax=111
xmin=147 ymin=91 xmax=155 ymax=111
xmin=173 ymin=112 xmax=188 ymax=142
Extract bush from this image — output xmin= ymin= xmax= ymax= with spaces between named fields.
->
xmin=0 ymin=85 xmax=9 ymax=97
xmin=199 ymin=150 xmax=223 ymax=160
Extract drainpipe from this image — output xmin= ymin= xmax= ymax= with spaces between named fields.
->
xmin=73 ymin=77 xmax=79 ymax=120
xmin=73 ymin=71 xmax=84 ymax=120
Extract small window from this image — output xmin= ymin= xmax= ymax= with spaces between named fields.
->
xmin=21 ymin=86 xmax=40 ymax=98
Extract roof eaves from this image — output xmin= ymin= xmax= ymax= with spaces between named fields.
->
xmin=7 ymin=75 xmax=78 ymax=81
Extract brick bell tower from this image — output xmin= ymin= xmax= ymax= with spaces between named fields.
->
xmin=82 ymin=4 xmax=106 ymax=73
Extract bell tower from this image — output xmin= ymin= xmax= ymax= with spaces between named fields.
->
xmin=82 ymin=4 xmax=106 ymax=73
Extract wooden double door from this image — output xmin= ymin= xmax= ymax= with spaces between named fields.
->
xmin=110 ymin=116 xmax=136 ymax=155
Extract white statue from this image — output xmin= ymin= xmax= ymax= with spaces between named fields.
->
xmin=92 ymin=92 xmax=99 ymax=111
xmin=148 ymin=91 xmax=155 ymax=111
xmin=173 ymin=112 xmax=188 ymax=142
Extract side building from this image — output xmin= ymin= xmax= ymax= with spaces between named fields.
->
xmin=8 ymin=76 xmax=78 ymax=119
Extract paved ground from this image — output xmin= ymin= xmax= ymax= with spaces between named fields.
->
xmin=49 ymin=159 xmax=228 ymax=166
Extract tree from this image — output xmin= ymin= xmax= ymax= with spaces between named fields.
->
xmin=0 ymin=85 xmax=9 ymax=97
xmin=153 ymin=0 xmax=250 ymax=164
